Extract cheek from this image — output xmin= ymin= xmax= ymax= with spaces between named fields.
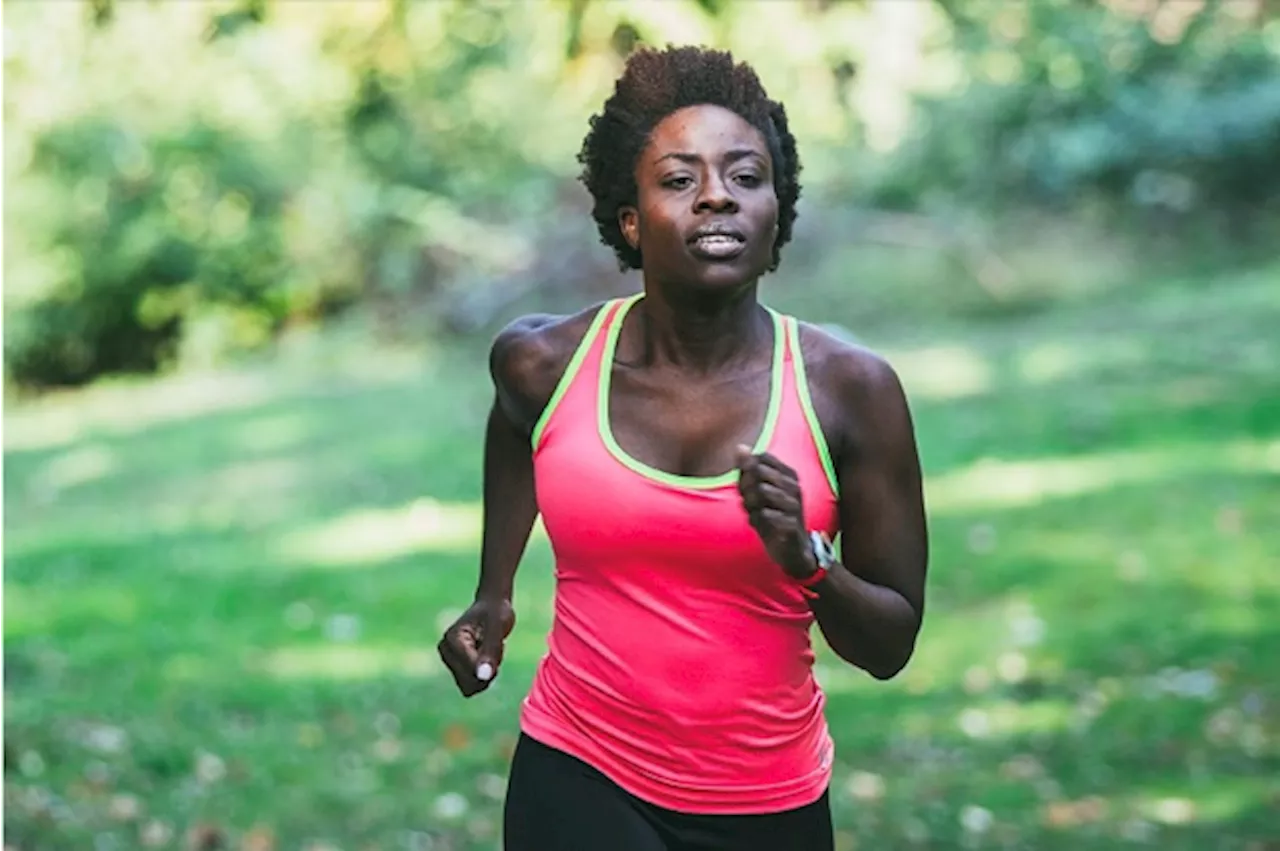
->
xmin=758 ymin=203 xmax=780 ymax=244
xmin=637 ymin=205 xmax=681 ymax=243
xmin=764 ymin=203 xmax=781 ymax=244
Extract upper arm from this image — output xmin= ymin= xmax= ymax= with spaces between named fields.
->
xmin=488 ymin=314 xmax=557 ymax=437
xmin=812 ymin=335 xmax=929 ymax=618
xmin=488 ymin=305 xmax=603 ymax=437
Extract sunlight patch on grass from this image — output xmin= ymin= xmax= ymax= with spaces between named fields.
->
xmin=208 ymin=456 xmax=309 ymax=502
xmin=3 ymin=586 xmax=45 ymax=635
xmin=253 ymin=644 xmax=442 ymax=681
xmin=24 ymin=443 xmax=119 ymax=500
xmin=1017 ymin=340 xmax=1086 ymax=384
xmin=1015 ymin=337 xmax=1152 ymax=386
xmin=1127 ymin=777 xmax=1275 ymax=826
xmin=5 ymin=585 xmax=139 ymax=636
xmin=231 ymin=412 xmax=313 ymax=454
xmin=952 ymin=699 xmax=1075 ymax=741
xmin=274 ymin=498 xmax=482 ymax=568
xmin=3 ymin=370 xmax=276 ymax=452
xmin=926 ymin=439 xmax=1275 ymax=513
xmin=892 ymin=599 xmax=1045 ymax=692
xmin=164 ymin=653 xmax=217 ymax=684
xmin=888 ymin=344 xmax=993 ymax=401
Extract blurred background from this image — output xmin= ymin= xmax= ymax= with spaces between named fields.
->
xmin=3 ymin=0 xmax=1278 ymax=849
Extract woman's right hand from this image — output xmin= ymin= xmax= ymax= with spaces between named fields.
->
xmin=438 ymin=597 xmax=516 ymax=697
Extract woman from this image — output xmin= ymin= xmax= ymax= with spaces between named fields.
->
xmin=438 ymin=45 xmax=929 ymax=851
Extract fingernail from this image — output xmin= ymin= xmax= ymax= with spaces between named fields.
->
xmin=476 ymin=663 xmax=494 ymax=682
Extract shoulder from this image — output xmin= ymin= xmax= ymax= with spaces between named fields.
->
xmin=489 ymin=301 xmax=611 ymax=435
xmin=794 ymin=320 xmax=905 ymax=406
xmin=792 ymin=319 xmax=913 ymax=458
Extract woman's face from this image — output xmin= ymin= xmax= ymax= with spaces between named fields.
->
xmin=620 ymin=104 xmax=779 ymax=293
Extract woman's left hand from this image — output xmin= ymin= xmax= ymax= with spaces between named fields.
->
xmin=735 ymin=445 xmax=817 ymax=580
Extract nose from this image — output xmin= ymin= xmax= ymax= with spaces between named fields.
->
xmin=694 ymin=172 xmax=738 ymax=213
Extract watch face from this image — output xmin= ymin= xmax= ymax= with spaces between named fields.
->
xmin=810 ymin=531 xmax=836 ymax=568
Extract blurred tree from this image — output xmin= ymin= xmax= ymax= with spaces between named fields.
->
xmin=4 ymin=0 xmax=1276 ymax=389
xmin=879 ymin=0 xmax=1280 ymax=219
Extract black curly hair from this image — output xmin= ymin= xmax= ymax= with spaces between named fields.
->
xmin=577 ymin=45 xmax=802 ymax=273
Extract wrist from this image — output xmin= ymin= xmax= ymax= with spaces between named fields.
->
xmin=785 ymin=546 xmax=820 ymax=580
xmin=475 ymin=584 xmax=513 ymax=605
xmin=793 ymin=531 xmax=836 ymax=589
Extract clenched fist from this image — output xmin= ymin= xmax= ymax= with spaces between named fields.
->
xmin=437 ymin=597 xmax=516 ymax=697
xmin=735 ymin=445 xmax=818 ymax=581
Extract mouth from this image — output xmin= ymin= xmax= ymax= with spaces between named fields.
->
xmin=687 ymin=225 xmax=747 ymax=260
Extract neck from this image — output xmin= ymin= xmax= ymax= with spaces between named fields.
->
xmin=634 ymin=282 xmax=768 ymax=374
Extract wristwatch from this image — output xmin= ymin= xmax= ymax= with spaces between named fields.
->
xmin=796 ymin=530 xmax=836 ymax=589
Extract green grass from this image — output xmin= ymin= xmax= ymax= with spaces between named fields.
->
xmin=5 ymin=266 xmax=1279 ymax=850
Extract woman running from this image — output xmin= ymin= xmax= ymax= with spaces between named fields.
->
xmin=438 ymin=44 xmax=929 ymax=851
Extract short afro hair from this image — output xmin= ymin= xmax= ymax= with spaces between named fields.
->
xmin=577 ymin=45 xmax=802 ymax=273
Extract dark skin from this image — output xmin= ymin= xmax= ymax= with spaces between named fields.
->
xmin=439 ymin=104 xmax=928 ymax=697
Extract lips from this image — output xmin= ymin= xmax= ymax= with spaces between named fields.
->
xmin=687 ymin=223 xmax=747 ymax=260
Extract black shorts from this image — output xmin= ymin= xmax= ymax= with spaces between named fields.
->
xmin=503 ymin=733 xmax=834 ymax=851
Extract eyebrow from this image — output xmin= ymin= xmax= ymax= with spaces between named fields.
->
xmin=654 ymin=148 xmax=766 ymax=167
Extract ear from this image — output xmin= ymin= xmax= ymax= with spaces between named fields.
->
xmin=618 ymin=206 xmax=640 ymax=250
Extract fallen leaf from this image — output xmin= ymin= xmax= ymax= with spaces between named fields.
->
xmin=1043 ymin=796 xmax=1108 ymax=828
xmin=374 ymin=737 xmax=403 ymax=763
xmin=186 ymin=823 xmax=225 ymax=851
xmin=240 ymin=825 xmax=276 ymax=851
xmin=493 ymin=733 xmax=519 ymax=762
xmin=82 ymin=724 xmax=129 ymax=755
xmin=999 ymin=754 xmax=1043 ymax=781
xmin=960 ymin=805 xmax=994 ymax=834
xmin=441 ymin=724 xmax=470 ymax=752
xmin=433 ymin=792 xmax=469 ymax=820
xmin=846 ymin=771 xmax=885 ymax=802
xmin=141 ymin=820 xmax=174 ymax=848
xmin=476 ymin=773 xmax=506 ymax=801
xmin=195 ymin=752 xmax=227 ymax=785
xmin=108 ymin=794 xmax=142 ymax=821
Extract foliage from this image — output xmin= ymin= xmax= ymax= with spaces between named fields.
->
xmin=4 ymin=0 xmax=1279 ymax=389
xmin=878 ymin=0 xmax=1280 ymax=214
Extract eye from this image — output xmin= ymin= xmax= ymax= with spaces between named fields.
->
xmin=663 ymin=175 xmax=694 ymax=190
xmin=734 ymin=173 xmax=763 ymax=188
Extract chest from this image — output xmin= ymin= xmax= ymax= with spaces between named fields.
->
xmin=606 ymin=364 xmax=774 ymax=479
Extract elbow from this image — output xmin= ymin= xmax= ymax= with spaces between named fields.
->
xmin=865 ymin=633 xmax=920 ymax=681
xmin=836 ymin=644 xmax=913 ymax=681
xmin=867 ymin=657 xmax=909 ymax=681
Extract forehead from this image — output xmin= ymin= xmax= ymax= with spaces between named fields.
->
xmin=645 ymin=104 xmax=767 ymax=159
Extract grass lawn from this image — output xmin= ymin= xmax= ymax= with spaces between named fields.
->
xmin=5 ymin=265 xmax=1279 ymax=850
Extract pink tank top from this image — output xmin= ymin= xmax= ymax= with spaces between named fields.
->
xmin=521 ymin=293 xmax=841 ymax=815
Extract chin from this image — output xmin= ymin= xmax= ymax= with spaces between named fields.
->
xmin=690 ymin=267 xmax=755 ymax=291
xmin=692 ymin=256 xmax=772 ymax=290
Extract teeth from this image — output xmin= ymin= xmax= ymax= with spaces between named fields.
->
xmin=698 ymin=235 xmax=738 ymax=244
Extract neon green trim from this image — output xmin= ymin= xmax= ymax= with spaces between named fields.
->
xmin=530 ymin=300 xmax=618 ymax=451
xmin=598 ymin=296 xmax=785 ymax=490
xmin=788 ymin=316 xmax=840 ymax=497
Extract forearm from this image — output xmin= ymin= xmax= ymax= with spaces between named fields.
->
xmin=809 ymin=563 xmax=921 ymax=680
xmin=474 ymin=402 xmax=539 ymax=602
